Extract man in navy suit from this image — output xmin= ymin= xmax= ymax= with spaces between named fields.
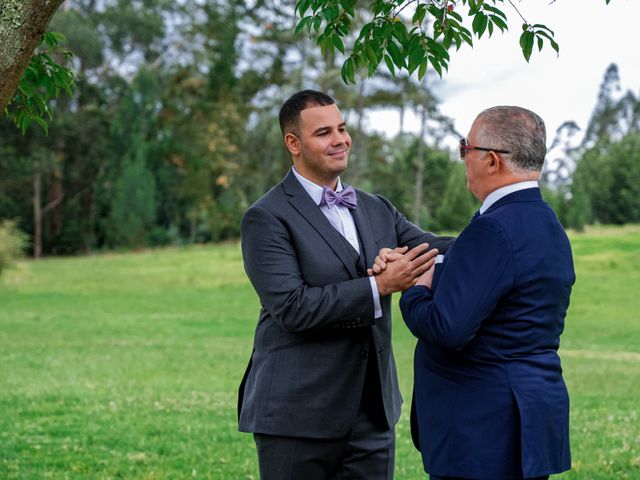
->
xmin=397 ymin=106 xmax=575 ymax=479
xmin=239 ymin=90 xmax=453 ymax=479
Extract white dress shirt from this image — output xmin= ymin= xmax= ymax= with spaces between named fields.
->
xmin=479 ymin=181 xmax=539 ymax=214
xmin=292 ymin=168 xmax=383 ymax=318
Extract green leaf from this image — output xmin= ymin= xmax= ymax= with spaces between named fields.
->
xmin=20 ymin=115 xmax=31 ymax=135
xmin=472 ymin=13 xmax=488 ymax=38
xmin=341 ymin=57 xmax=355 ymax=83
xmin=339 ymin=0 xmax=353 ymax=11
xmin=448 ymin=10 xmax=463 ymax=22
xmin=295 ymin=0 xmax=309 ymax=15
xmin=491 ymin=16 xmax=508 ymax=32
xmin=427 ymin=4 xmax=442 ymax=18
xmin=333 ymin=34 xmax=345 ymax=54
xmin=387 ymin=40 xmax=405 ymax=68
xmin=43 ymin=76 xmax=54 ymax=98
xmin=323 ymin=5 xmax=340 ymax=21
xmin=365 ymin=44 xmax=379 ymax=66
xmin=18 ymin=82 xmax=34 ymax=97
xmin=482 ymin=4 xmax=507 ymax=20
xmin=295 ymin=16 xmax=311 ymax=34
xmin=428 ymin=55 xmax=443 ymax=78
xmin=443 ymin=31 xmax=453 ymax=50
xmin=418 ymin=59 xmax=428 ymax=80
xmin=519 ymin=30 xmax=534 ymax=62
xmin=532 ymin=24 xmax=555 ymax=35
xmin=459 ymin=29 xmax=473 ymax=46
xmin=407 ymin=32 xmax=421 ymax=53
xmin=454 ymin=33 xmax=462 ymax=50
xmin=42 ymin=31 xmax=67 ymax=49
xmin=384 ymin=54 xmax=395 ymax=76
xmin=427 ymin=38 xmax=450 ymax=60
xmin=382 ymin=20 xmax=393 ymax=39
xmin=62 ymin=79 xmax=75 ymax=96
xmin=318 ymin=32 xmax=332 ymax=56
xmin=367 ymin=61 xmax=377 ymax=77
xmin=392 ymin=21 xmax=408 ymax=45
xmin=536 ymin=29 xmax=560 ymax=55
xmin=313 ymin=15 xmax=323 ymax=31
xmin=408 ymin=45 xmax=425 ymax=74
xmin=412 ymin=3 xmax=427 ymax=25
xmin=32 ymin=116 xmax=49 ymax=135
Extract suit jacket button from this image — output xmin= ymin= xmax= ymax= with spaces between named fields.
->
xmin=360 ymin=351 xmax=369 ymax=359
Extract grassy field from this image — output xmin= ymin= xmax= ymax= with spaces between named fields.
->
xmin=1 ymin=225 xmax=639 ymax=479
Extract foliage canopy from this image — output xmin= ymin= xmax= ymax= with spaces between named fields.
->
xmin=295 ymin=0 xmax=612 ymax=83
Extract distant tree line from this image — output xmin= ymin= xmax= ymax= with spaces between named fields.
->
xmin=543 ymin=64 xmax=640 ymax=230
xmin=0 ymin=1 xmax=639 ymax=259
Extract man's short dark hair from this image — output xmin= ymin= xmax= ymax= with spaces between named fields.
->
xmin=279 ymin=90 xmax=335 ymax=138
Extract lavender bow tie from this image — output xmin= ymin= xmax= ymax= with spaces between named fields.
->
xmin=321 ymin=185 xmax=357 ymax=209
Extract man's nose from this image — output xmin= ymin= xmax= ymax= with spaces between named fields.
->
xmin=332 ymin=131 xmax=349 ymax=145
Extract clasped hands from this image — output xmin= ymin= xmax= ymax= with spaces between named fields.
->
xmin=369 ymin=243 xmax=437 ymax=296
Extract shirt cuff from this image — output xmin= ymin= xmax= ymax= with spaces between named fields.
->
xmin=369 ymin=276 xmax=383 ymax=319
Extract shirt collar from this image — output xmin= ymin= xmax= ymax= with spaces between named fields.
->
xmin=292 ymin=167 xmax=343 ymax=206
xmin=479 ymin=181 xmax=539 ymax=214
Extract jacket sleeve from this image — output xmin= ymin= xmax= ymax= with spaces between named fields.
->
xmin=241 ymin=205 xmax=375 ymax=333
xmin=399 ymin=217 xmax=514 ymax=350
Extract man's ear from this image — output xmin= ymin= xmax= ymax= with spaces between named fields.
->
xmin=284 ymin=132 xmax=300 ymax=156
xmin=487 ymin=151 xmax=502 ymax=174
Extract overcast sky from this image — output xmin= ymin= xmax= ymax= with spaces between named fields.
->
xmin=367 ymin=0 xmax=640 ymax=147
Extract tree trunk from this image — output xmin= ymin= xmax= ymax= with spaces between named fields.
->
xmin=349 ymin=81 xmax=367 ymax=185
xmin=0 ymin=0 xmax=66 ymax=111
xmin=413 ymin=104 xmax=428 ymax=226
xmin=33 ymin=169 xmax=42 ymax=258
xmin=47 ymin=163 xmax=64 ymax=241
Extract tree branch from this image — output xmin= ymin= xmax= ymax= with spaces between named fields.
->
xmin=507 ymin=0 xmax=528 ymax=24
xmin=42 ymin=193 xmax=65 ymax=215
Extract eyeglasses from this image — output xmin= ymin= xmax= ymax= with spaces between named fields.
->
xmin=459 ymin=138 xmax=510 ymax=159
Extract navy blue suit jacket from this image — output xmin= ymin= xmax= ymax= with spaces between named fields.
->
xmin=400 ymin=188 xmax=575 ymax=478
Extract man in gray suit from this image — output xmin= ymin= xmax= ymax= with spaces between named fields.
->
xmin=239 ymin=90 xmax=452 ymax=479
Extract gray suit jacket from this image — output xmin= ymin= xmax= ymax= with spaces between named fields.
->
xmin=238 ymin=170 xmax=453 ymax=438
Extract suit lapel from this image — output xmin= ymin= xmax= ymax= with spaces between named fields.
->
xmin=282 ymin=171 xmax=360 ymax=278
xmin=350 ymin=190 xmax=377 ymax=269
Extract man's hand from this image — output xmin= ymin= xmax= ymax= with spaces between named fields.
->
xmin=367 ymin=246 xmax=407 ymax=276
xmin=374 ymin=243 xmax=439 ymax=296
xmin=415 ymin=263 xmax=436 ymax=289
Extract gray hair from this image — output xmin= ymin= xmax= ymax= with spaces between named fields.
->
xmin=475 ymin=106 xmax=546 ymax=172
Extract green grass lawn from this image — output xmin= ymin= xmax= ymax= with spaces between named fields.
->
xmin=1 ymin=225 xmax=639 ymax=479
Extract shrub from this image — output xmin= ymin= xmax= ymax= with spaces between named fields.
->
xmin=0 ymin=219 xmax=28 ymax=275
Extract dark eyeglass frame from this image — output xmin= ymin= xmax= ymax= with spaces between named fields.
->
xmin=459 ymin=138 xmax=510 ymax=159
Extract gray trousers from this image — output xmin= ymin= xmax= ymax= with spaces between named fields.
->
xmin=254 ymin=406 xmax=395 ymax=480
xmin=430 ymin=476 xmax=549 ymax=480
